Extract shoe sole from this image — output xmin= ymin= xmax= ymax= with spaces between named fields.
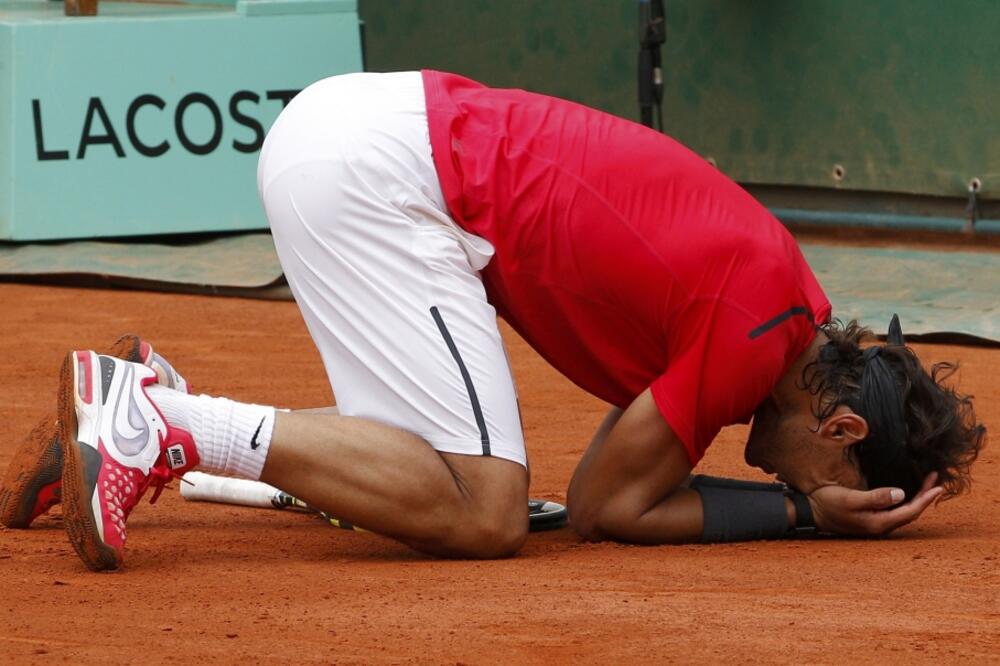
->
xmin=0 ymin=421 xmax=62 ymax=528
xmin=59 ymin=352 xmax=122 ymax=572
xmin=0 ymin=336 xmax=143 ymax=530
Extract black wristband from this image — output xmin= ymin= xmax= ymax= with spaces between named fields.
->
xmin=787 ymin=490 xmax=817 ymax=535
xmin=690 ymin=478 xmax=790 ymax=542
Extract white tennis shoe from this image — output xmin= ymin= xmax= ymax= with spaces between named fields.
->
xmin=0 ymin=335 xmax=189 ymax=530
xmin=59 ymin=351 xmax=199 ymax=571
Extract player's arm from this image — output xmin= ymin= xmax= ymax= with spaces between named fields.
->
xmin=567 ymin=388 xmax=715 ymax=544
xmin=568 ymin=389 xmax=798 ymax=543
xmin=567 ymin=388 xmax=941 ymax=544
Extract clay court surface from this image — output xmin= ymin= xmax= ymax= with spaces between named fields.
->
xmin=0 ymin=281 xmax=997 ymax=664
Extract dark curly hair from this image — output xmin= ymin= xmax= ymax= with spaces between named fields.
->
xmin=799 ymin=319 xmax=985 ymax=500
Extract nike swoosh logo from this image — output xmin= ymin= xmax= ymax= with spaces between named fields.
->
xmin=112 ymin=364 xmax=150 ymax=457
xmin=250 ymin=417 xmax=265 ymax=450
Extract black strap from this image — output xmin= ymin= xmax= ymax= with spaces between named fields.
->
xmin=689 ymin=476 xmax=821 ymax=541
xmin=690 ymin=477 xmax=790 ymax=542
xmin=788 ymin=490 xmax=816 ymax=534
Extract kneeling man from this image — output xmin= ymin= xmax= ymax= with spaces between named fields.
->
xmin=1 ymin=71 xmax=985 ymax=569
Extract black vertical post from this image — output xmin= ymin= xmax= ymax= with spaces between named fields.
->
xmin=638 ymin=0 xmax=666 ymax=131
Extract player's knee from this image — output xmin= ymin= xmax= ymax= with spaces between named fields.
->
xmin=447 ymin=511 xmax=528 ymax=559
xmin=469 ymin=516 xmax=528 ymax=558
xmin=424 ymin=455 xmax=529 ymax=558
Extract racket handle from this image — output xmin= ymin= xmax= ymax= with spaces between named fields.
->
xmin=180 ymin=471 xmax=284 ymax=509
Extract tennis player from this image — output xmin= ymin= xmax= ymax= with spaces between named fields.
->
xmin=4 ymin=71 xmax=985 ymax=569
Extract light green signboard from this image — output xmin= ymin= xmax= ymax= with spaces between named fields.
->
xmin=1 ymin=0 xmax=362 ymax=240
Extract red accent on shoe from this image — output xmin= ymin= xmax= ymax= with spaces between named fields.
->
xmin=139 ymin=373 xmax=200 ymax=505
xmin=89 ymin=428 xmax=199 ymax=557
xmin=77 ymin=350 xmax=93 ymax=405
xmin=139 ymin=340 xmax=152 ymax=364
xmin=147 ymin=428 xmax=199 ymax=505
xmin=94 ymin=438 xmax=147 ymax=553
xmin=27 ymin=482 xmax=61 ymax=523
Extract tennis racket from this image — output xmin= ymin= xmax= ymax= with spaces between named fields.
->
xmin=180 ymin=471 xmax=568 ymax=532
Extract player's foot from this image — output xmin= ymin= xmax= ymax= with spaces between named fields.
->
xmin=59 ymin=351 xmax=199 ymax=571
xmin=0 ymin=336 xmax=188 ymax=529
xmin=0 ymin=420 xmax=64 ymax=529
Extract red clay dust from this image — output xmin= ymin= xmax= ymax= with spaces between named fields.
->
xmin=0 ymin=283 xmax=998 ymax=664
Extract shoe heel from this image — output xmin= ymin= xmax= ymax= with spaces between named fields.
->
xmin=71 ymin=351 xmax=102 ymax=455
xmin=59 ymin=352 xmax=120 ymax=572
xmin=74 ymin=350 xmax=94 ymax=405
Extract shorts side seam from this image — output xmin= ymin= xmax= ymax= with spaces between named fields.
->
xmin=429 ymin=305 xmax=491 ymax=456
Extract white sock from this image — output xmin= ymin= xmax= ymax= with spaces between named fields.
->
xmin=146 ymin=385 xmax=276 ymax=480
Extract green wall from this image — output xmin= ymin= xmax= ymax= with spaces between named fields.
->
xmin=359 ymin=0 xmax=998 ymax=202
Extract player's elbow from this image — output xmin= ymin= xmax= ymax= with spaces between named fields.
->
xmin=569 ymin=486 xmax=672 ymax=543
xmin=566 ymin=486 xmax=612 ymax=542
xmin=569 ymin=512 xmax=603 ymax=541
xmin=570 ymin=502 xmax=634 ymax=542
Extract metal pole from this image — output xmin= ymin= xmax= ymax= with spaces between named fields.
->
xmin=638 ymin=0 xmax=666 ymax=130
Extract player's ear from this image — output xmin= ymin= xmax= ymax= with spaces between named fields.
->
xmin=817 ymin=405 xmax=869 ymax=450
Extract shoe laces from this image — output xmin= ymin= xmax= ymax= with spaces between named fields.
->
xmin=145 ymin=463 xmax=174 ymax=505
xmin=137 ymin=447 xmax=186 ymax=507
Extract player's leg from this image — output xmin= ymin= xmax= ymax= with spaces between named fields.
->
xmin=254 ymin=71 xmax=527 ymax=557
xmin=233 ymin=401 xmax=524 ymax=553
xmin=262 ymin=414 xmax=527 ymax=557
xmin=57 ymin=72 xmax=527 ymax=570
xmin=59 ymin=343 xmax=524 ymax=570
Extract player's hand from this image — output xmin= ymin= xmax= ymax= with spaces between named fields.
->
xmin=807 ymin=472 xmax=943 ymax=536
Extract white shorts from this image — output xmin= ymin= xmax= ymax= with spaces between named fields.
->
xmin=257 ymin=71 xmax=526 ymax=467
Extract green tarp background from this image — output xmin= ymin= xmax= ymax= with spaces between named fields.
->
xmin=2 ymin=237 xmax=996 ymax=342
xmin=359 ymin=0 xmax=999 ymax=201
